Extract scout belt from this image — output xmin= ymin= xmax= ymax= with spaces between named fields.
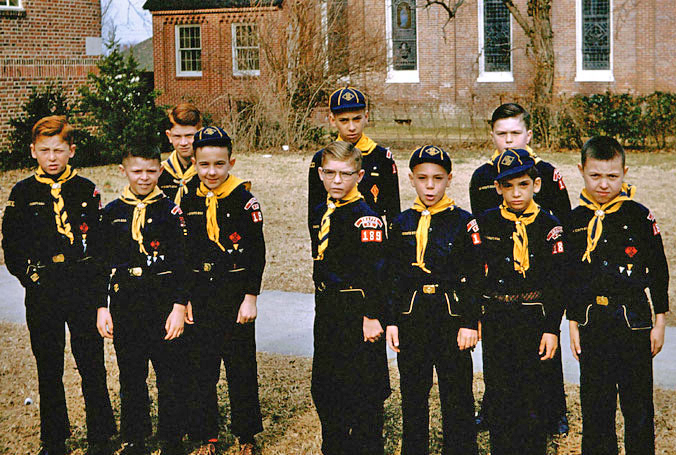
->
xmin=485 ymin=290 xmax=543 ymax=303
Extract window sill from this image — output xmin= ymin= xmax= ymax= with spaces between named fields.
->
xmin=477 ymin=72 xmax=514 ymax=83
xmin=386 ymin=69 xmax=419 ymax=84
xmin=233 ymin=71 xmax=260 ymax=78
xmin=575 ymin=70 xmax=614 ymax=82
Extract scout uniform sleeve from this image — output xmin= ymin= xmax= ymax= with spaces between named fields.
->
xmin=563 ymin=211 xmax=587 ymax=323
xmin=456 ymin=215 xmax=483 ymax=330
xmin=98 ymin=204 xmax=116 ymax=306
xmin=385 ymin=217 xmax=405 ymax=326
xmin=308 ymin=151 xmax=324 ymax=233
xmin=82 ymin=185 xmax=109 ymax=308
xmin=242 ymin=194 xmax=266 ymax=296
xmin=163 ymin=204 xmax=189 ymax=306
xmin=540 ymin=163 xmax=571 ymax=222
xmin=542 ymin=221 xmax=566 ymax=334
xmin=644 ymin=210 xmax=669 ymax=314
xmin=1 ymin=185 xmax=31 ymax=286
xmin=469 ymin=167 xmax=497 ymax=216
xmin=382 ymin=150 xmax=401 ymax=219
xmin=356 ymin=211 xmax=387 ymax=321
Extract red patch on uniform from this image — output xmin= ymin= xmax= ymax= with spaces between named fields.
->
xmin=360 ymin=229 xmax=383 ymax=242
xmin=179 ymin=216 xmax=186 ymax=228
xmin=79 ymin=222 xmax=89 ymax=234
xmin=93 ymin=187 xmax=100 ymax=197
xmin=552 ymin=241 xmax=564 ymax=254
xmin=251 ymin=211 xmax=263 ymax=223
xmin=171 ymin=205 xmax=183 ymax=215
xmin=150 ymin=240 xmax=160 ymax=250
xmin=467 ymin=219 xmax=479 ymax=233
xmin=386 ymin=149 xmax=393 ymax=159
xmin=625 ymin=246 xmax=638 ymax=258
xmin=392 ymin=163 xmax=397 ymax=174
xmin=244 ymin=197 xmax=260 ymax=211
xmin=230 ymin=232 xmax=241 ymax=243
xmin=647 ymin=211 xmax=656 ymax=222
xmin=653 ymin=223 xmax=661 ymax=236
xmin=553 ymin=168 xmax=566 ymax=190
xmin=546 ymin=226 xmax=563 ymax=241
xmin=355 ymin=216 xmax=383 ymax=229
xmin=471 ymin=232 xmax=482 ymax=245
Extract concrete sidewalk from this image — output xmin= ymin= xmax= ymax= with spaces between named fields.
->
xmin=2 ymin=266 xmax=676 ymax=389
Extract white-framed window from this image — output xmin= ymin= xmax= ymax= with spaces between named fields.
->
xmin=385 ymin=0 xmax=419 ymax=84
xmin=320 ymin=0 xmax=349 ymax=77
xmin=232 ymin=23 xmax=260 ymax=76
xmin=0 ymin=0 xmax=22 ymax=9
xmin=576 ymin=0 xmax=613 ymax=82
xmin=477 ymin=0 xmax=513 ymax=83
xmin=175 ymin=24 xmax=202 ymax=77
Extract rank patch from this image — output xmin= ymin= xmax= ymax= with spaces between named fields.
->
xmin=245 ymin=197 xmax=260 ymax=211
xmin=171 ymin=205 xmax=183 ymax=215
xmin=354 ymin=216 xmax=384 ymax=229
xmin=230 ymin=232 xmax=242 ymax=243
xmin=553 ymin=168 xmax=566 ymax=190
xmin=467 ymin=219 xmax=479 ymax=233
xmin=625 ymin=246 xmax=638 ymax=258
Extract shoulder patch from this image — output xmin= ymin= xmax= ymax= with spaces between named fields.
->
xmin=647 ymin=211 xmax=660 ymax=235
xmin=647 ymin=210 xmax=656 ymax=222
xmin=552 ymin=241 xmax=564 ymax=254
xmin=171 ymin=205 xmax=183 ymax=215
xmin=546 ymin=225 xmax=563 ymax=241
xmin=244 ymin=196 xmax=260 ymax=211
xmin=392 ymin=162 xmax=398 ymax=174
xmin=354 ymin=216 xmax=384 ymax=229
xmin=467 ymin=219 xmax=479 ymax=233
xmin=251 ymin=211 xmax=263 ymax=223
xmin=386 ymin=149 xmax=392 ymax=159
xmin=93 ymin=187 xmax=101 ymax=198
xmin=471 ymin=232 xmax=482 ymax=245
xmin=552 ymin=168 xmax=566 ymax=190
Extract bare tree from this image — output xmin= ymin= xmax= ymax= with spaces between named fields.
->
xmin=424 ymin=0 xmax=555 ymax=145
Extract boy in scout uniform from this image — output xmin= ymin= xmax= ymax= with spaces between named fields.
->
xmin=158 ymin=103 xmax=202 ymax=206
xmin=309 ymin=141 xmax=390 ymax=455
xmin=385 ymin=145 xmax=481 ymax=455
xmin=567 ymin=136 xmax=668 ymax=455
xmin=476 ymin=148 xmax=565 ymax=455
xmin=469 ymin=103 xmax=570 ymax=434
xmin=96 ymin=145 xmax=188 ymax=455
xmin=2 ymin=116 xmax=116 ymax=455
xmin=308 ymin=87 xmax=400 ymax=225
xmin=181 ymin=126 xmax=265 ymax=455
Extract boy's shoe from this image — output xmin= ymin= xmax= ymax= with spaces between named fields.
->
xmin=194 ymin=443 xmax=217 ymax=455
xmin=119 ymin=441 xmax=148 ymax=455
xmin=239 ymin=442 xmax=256 ymax=455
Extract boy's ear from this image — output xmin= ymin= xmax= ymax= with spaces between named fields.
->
xmin=526 ymin=129 xmax=533 ymax=144
xmin=328 ymin=113 xmax=336 ymax=128
xmin=623 ymin=165 xmax=629 ymax=176
xmin=356 ymin=168 xmax=365 ymax=183
xmin=318 ymin=166 xmax=325 ymax=182
xmin=68 ymin=144 xmax=76 ymax=158
xmin=191 ymin=156 xmax=196 ymax=165
xmin=533 ymin=176 xmax=542 ymax=194
xmin=408 ymin=171 xmax=415 ymax=188
xmin=229 ymin=157 xmax=236 ymax=167
xmin=30 ymin=143 xmax=36 ymax=160
xmin=119 ymin=163 xmax=126 ymax=174
xmin=494 ymin=181 xmax=503 ymax=195
xmin=577 ymin=162 xmax=584 ymax=175
xmin=165 ymin=129 xmax=172 ymax=141
xmin=446 ymin=172 xmax=453 ymax=188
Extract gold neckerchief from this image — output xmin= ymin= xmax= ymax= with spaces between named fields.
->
xmin=34 ymin=165 xmax=78 ymax=244
xmin=499 ymin=199 xmax=540 ymax=277
xmin=316 ymin=186 xmax=364 ymax=260
xmin=411 ymin=195 xmax=456 ymax=273
xmin=120 ymin=186 xmax=165 ymax=255
xmin=196 ymin=175 xmax=250 ymax=251
xmin=488 ymin=145 xmax=541 ymax=165
xmin=162 ymin=150 xmax=197 ymax=206
xmin=338 ymin=134 xmax=377 ymax=155
xmin=579 ymin=183 xmax=635 ymax=263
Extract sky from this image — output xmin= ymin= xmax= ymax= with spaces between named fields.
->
xmin=103 ymin=0 xmax=153 ymax=46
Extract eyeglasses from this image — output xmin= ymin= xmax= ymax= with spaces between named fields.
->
xmin=320 ymin=168 xmax=360 ymax=179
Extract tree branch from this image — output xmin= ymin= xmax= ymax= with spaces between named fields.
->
xmin=501 ymin=0 xmax=534 ymax=37
xmin=422 ymin=0 xmax=466 ymax=20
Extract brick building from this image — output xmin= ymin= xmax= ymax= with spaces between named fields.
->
xmin=0 ymin=0 xmax=102 ymax=150
xmin=145 ymin=0 xmax=676 ymax=122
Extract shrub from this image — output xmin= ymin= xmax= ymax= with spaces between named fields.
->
xmin=641 ymin=92 xmax=676 ymax=149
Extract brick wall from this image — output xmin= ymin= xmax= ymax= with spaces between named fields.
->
xmin=0 ymin=0 xmax=101 ymax=151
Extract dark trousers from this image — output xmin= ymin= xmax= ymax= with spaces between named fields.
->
xmin=396 ymin=295 xmax=477 ymax=455
xmin=311 ymin=288 xmax=390 ymax=455
xmin=188 ymin=286 xmax=263 ymax=441
xmin=111 ymin=300 xmax=187 ymax=443
xmin=482 ymin=305 xmax=548 ymax=455
xmin=579 ymin=315 xmax=654 ymax=455
xmin=25 ymin=285 xmax=115 ymax=446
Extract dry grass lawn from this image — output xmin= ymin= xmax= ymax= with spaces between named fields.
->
xmin=2 ymin=322 xmax=676 ymax=454
xmin=2 ymin=145 xmax=674 ymax=323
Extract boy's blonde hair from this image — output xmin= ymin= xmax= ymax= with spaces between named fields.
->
xmin=321 ymin=141 xmax=362 ymax=169
xmin=32 ymin=115 xmax=74 ymax=145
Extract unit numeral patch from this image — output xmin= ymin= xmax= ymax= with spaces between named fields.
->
xmin=471 ymin=233 xmax=482 ymax=245
xmin=361 ymin=230 xmax=383 ymax=243
xmin=251 ymin=211 xmax=263 ymax=223
xmin=552 ymin=241 xmax=564 ymax=254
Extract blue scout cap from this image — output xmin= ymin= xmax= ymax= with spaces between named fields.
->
xmin=409 ymin=145 xmax=452 ymax=173
xmin=193 ymin=126 xmax=232 ymax=149
xmin=329 ymin=87 xmax=367 ymax=113
xmin=494 ymin=148 xmax=535 ymax=181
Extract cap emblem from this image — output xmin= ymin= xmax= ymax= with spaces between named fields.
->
xmin=342 ymin=92 xmax=355 ymax=101
xmin=500 ymin=155 xmax=515 ymax=166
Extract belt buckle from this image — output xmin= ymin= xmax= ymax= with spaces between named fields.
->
xmin=52 ymin=254 xmax=65 ymax=263
xmin=423 ymin=284 xmax=436 ymax=294
xmin=203 ymin=263 xmax=212 ymax=272
xmin=317 ymin=282 xmax=326 ymax=292
xmin=130 ymin=267 xmax=143 ymax=277
xmin=596 ymin=295 xmax=609 ymax=306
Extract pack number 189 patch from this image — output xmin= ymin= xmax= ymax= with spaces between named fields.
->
xmin=361 ymin=229 xmax=382 ymax=242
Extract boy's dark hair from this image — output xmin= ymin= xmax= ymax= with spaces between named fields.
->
xmin=121 ymin=142 xmax=162 ymax=163
xmin=491 ymin=103 xmax=531 ymax=130
xmin=321 ymin=141 xmax=362 ymax=170
xmin=32 ymin=115 xmax=75 ymax=145
xmin=581 ymin=136 xmax=626 ymax=167
xmin=497 ymin=166 xmax=540 ymax=185
xmin=168 ymin=103 xmax=202 ymax=128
